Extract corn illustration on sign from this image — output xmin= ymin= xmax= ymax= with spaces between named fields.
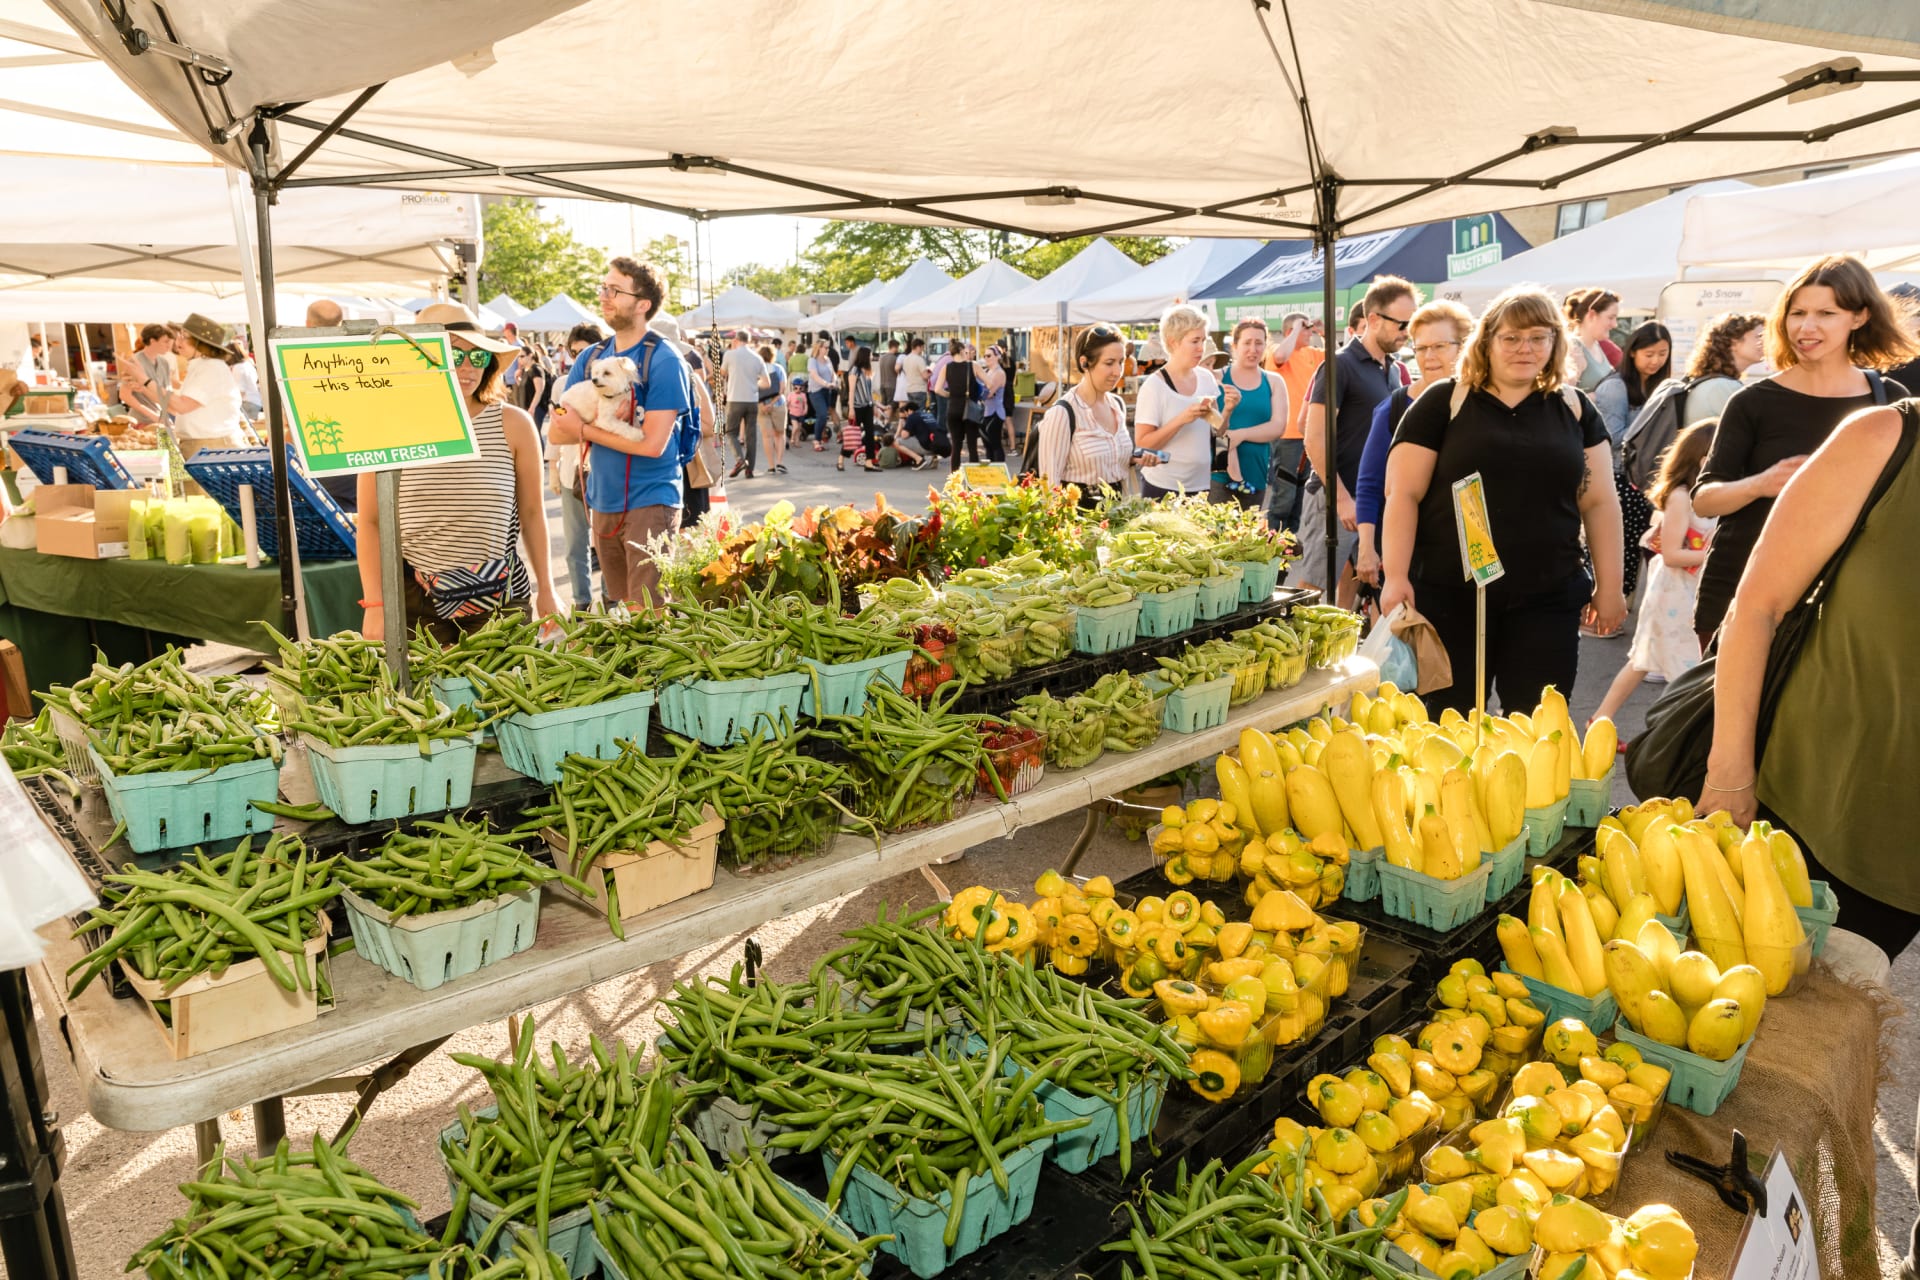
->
xmin=269 ymin=331 xmax=478 ymax=475
xmin=1449 ymin=472 xmax=1504 ymax=587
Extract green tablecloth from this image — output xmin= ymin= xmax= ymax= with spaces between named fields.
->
xmin=0 ymin=548 xmax=361 ymax=691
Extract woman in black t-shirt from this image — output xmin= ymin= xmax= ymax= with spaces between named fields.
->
xmin=1692 ymin=254 xmax=1916 ymax=642
xmin=1380 ymin=287 xmax=1626 ymax=715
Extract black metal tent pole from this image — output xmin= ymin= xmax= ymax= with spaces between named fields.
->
xmin=0 ymin=968 xmax=79 ymax=1280
xmin=1316 ymin=177 xmax=1339 ymax=595
xmin=247 ymin=120 xmax=299 ymax=636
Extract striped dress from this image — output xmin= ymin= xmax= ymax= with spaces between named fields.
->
xmin=395 ymin=400 xmax=532 ymax=599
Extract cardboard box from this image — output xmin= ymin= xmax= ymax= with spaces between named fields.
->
xmin=35 ymin=484 xmax=133 ymax=559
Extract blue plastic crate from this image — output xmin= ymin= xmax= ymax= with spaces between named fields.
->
xmin=1196 ymin=569 xmax=1244 ymax=620
xmin=1236 ymin=559 xmax=1283 ymax=603
xmin=1524 ymin=797 xmax=1569 ymax=857
xmin=304 ymin=733 xmax=478 ymax=823
xmin=1484 ymin=828 xmax=1531 ymax=902
xmin=1797 ymin=880 xmax=1839 ymax=956
xmin=1073 ymin=597 xmax=1142 ymax=655
xmin=184 ymin=446 xmax=358 ymax=559
xmin=1376 ymin=860 xmax=1493 ymax=932
xmin=9 ymin=428 xmax=134 ymax=489
xmin=1501 ymin=965 xmax=1618 ymax=1032
xmin=1143 ymin=672 xmax=1232 ymax=733
xmin=341 ymin=884 xmax=540 ymax=992
xmin=657 ymin=671 xmax=808 ymax=746
xmin=1614 ymin=1018 xmax=1752 ymax=1116
xmin=800 ymin=650 xmax=911 ymax=718
xmin=1345 ymin=846 xmax=1381 ymax=902
xmin=439 ymin=1107 xmax=600 ymax=1278
xmin=824 ymin=1138 xmax=1049 ymax=1279
xmin=492 ymin=690 xmax=654 ymax=784
xmin=1566 ymin=765 xmax=1615 ymax=827
xmin=1137 ymin=584 xmax=1199 ymax=638
xmin=89 ymin=744 xmax=280 ymax=854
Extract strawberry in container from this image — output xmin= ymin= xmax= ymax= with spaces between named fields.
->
xmin=903 ymin=622 xmax=959 ymax=699
xmin=977 ymin=720 xmax=1046 ymax=799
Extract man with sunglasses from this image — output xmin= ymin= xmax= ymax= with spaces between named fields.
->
xmin=1287 ymin=276 xmax=1418 ymax=601
xmin=548 ymin=257 xmax=692 ymax=607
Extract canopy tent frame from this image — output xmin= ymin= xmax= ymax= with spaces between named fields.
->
xmin=98 ymin=0 xmax=1920 ymax=617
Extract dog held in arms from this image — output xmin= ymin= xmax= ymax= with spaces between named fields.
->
xmin=555 ymin=357 xmax=643 ymax=441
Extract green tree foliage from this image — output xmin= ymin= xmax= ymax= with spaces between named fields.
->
xmin=639 ymin=234 xmax=696 ymax=310
xmin=802 ymin=222 xmax=986 ymax=292
xmin=478 ymin=199 xmax=608 ymax=307
xmin=720 ymin=261 xmax=810 ymax=299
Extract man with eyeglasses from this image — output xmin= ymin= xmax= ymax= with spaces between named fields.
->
xmin=1287 ymin=276 xmax=1419 ymax=601
xmin=548 ymin=257 xmax=693 ymax=607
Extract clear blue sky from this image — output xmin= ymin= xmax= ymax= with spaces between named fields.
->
xmin=543 ymin=199 xmax=827 ymax=286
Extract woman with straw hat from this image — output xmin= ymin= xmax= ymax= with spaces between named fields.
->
xmin=355 ymin=302 xmax=559 ymax=642
xmin=166 ymin=313 xmax=251 ymax=456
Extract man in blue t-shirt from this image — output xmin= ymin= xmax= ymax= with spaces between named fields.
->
xmin=547 ymin=256 xmax=692 ymax=607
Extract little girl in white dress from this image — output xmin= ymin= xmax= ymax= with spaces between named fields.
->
xmin=1590 ymin=421 xmax=1718 ymax=733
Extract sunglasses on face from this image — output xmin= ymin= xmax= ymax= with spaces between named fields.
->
xmin=1372 ymin=313 xmax=1411 ymax=332
xmin=450 ymin=348 xmax=494 ymax=369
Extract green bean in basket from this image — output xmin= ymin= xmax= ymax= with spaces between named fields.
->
xmin=261 ymin=622 xmax=386 ymax=698
xmin=516 ymin=738 xmax=706 ymax=927
xmin=1234 ymin=617 xmax=1310 ymax=688
xmin=1061 ymin=566 xmax=1135 ymax=609
xmin=814 ymin=901 xmax=972 ymax=1032
xmin=755 ymin=1043 xmax=1087 ymax=1220
xmin=337 ymin=815 xmax=589 ymax=915
xmin=592 ymin=1137 xmax=889 ymax=1280
xmin=46 ymin=649 xmax=282 ymax=773
xmin=67 ymin=832 xmax=337 ymax=1001
xmin=444 ymin=1017 xmax=684 ymax=1257
xmin=649 ymin=596 xmax=804 ymax=683
xmin=999 ymin=591 xmax=1075 ymax=666
xmin=464 ymin=644 xmax=641 ymax=716
xmin=818 ymin=681 xmax=995 ymax=823
xmin=286 ymin=682 xmax=488 ymax=750
xmin=672 ymin=728 xmax=869 ymax=869
xmin=0 ymin=708 xmax=74 ymax=791
xmin=409 ymin=608 xmax=545 ymax=681
xmin=767 ymin=585 xmax=912 ymax=664
xmin=1082 ymin=671 xmax=1163 ymax=752
xmin=658 ymin=964 xmax=916 ymax=1107
xmin=132 ymin=1131 xmax=479 ymax=1280
xmin=1010 ymin=690 xmax=1106 ymax=768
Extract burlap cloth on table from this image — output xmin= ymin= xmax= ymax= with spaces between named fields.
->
xmin=1612 ymin=963 xmax=1899 ymax=1277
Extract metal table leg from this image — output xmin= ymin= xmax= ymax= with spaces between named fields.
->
xmin=0 ymin=970 xmax=77 ymax=1280
xmin=252 ymin=1098 xmax=286 ymax=1157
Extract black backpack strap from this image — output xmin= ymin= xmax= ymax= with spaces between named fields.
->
xmin=1867 ymin=368 xmax=1888 ymax=405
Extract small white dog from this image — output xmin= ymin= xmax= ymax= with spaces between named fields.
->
xmin=557 ymin=356 xmax=643 ymax=442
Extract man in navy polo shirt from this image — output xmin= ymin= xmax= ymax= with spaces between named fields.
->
xmin=547 ymin=256 xmax=692 ymax=607
xmin=1288 ymin=276 xmax=1417 ymax=598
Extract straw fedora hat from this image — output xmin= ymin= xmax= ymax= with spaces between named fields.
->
xmin=180 ymin=313 xmax=231 ymax=350
xmin=415 ymin=302 xmax=517 ymax=354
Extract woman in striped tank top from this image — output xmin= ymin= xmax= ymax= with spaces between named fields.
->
xmin=355 ymin=303 xmax=559 ymax=643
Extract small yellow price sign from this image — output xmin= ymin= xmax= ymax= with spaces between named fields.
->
xmin=1451 ymin=472 xmax=1504 ymax=587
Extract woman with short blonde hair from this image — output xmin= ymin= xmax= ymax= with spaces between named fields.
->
xmin=1379 ymin=286 xmax=1624 ymax=713
xmin=1134 ymin=303 xmax=1222 ymax=497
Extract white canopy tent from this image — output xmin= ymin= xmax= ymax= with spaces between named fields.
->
xmin=1073 ymin=239 xmax=1265 ymax=323
xmin=1442 ymin=179 xmax=1755 ymax=312
xmin=1677 ymin=152 xmax=1920 ymax=272
xmin=825 ymin=260 xmax=954 ymax=332
xmin=0 ymin=285 xmax=415 ymax=325
xmin=35 ymin=0 xmax=1920 ymax=242
xmin=887 ymin=260 xmax=1033 ymax=329
xmin=485 ymin=293 xmax=529 ymax=320
xmin=515 ymin=294 xmax=600 ymax=332
xmin=977 ymin=240 xmax=1141 ymax=328
xmin=0 ymin=155 xmax=475 ymax=290
xmin=803 ymin=279 xmax=883 ymax=335
xmin=680 ymin=285 xmax=803 ymax=332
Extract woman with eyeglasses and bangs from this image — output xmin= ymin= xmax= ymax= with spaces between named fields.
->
xmin=356 ymin=302 xmax=560 ymax=642
xmin=1378 ymin=286 xmax=1626 ymax=714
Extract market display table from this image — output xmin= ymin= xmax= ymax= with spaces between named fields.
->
xmin=0 ymin=547 xmax=360 ymax=690
xmin=28 ymin=658 xmax=1378 ymax=1136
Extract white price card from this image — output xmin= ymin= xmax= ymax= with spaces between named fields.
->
xmin=1730 ymin=1148 xmax=1821 ymax=1280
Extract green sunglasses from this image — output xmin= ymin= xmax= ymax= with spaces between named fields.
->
xmin=450 ymin=347 xmax=494 ymax=369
